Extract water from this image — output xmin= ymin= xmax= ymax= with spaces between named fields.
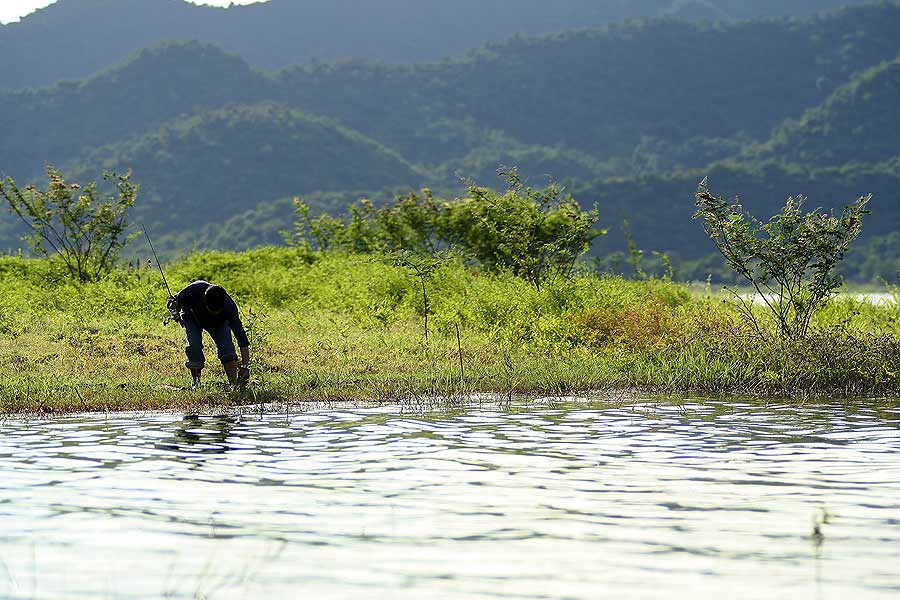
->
xmin=745 ymin=292 xmax=896 ymax=306
xmin=1 ymin=398 xmax=900 ymax=599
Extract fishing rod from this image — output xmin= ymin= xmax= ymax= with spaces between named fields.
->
xmin=142 ymin=223 xmax=173 ymax=298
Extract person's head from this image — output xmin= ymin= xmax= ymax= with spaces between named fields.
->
xmin=204 ymin=284 xmax=227 ymax=314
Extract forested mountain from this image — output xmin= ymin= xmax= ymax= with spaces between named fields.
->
xmin=0 ymin=0 xmax=872 ymax=91
xmin=0 ymin=43 xmax=268 ymax=180
xmin=76 ymin=103 xmax=423 ymax=233
xmin=2 ymin=2 xmax=900 ymax=279
xmin=753 ymin=57 xmax=900 ymax=166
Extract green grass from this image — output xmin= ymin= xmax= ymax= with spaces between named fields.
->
xmin=3 ymin=248 xmax=900 ymax=415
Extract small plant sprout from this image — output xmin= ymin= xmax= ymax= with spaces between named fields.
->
xmin=812 ymin=506 xmax=833 ymax=550
xmin=384 ymin=249 xmax=451 ymax=342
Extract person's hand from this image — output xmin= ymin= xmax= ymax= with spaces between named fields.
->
xmin=237 ymin=364 xmax=250 ymax=384
xmin=166 ymin=296 xmax=182 ymax=324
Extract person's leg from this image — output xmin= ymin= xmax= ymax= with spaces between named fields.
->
xmin=183 ymin=321 xmax=205 ymax=388
xmin=210 ymin=322 xmax=239 ymax=384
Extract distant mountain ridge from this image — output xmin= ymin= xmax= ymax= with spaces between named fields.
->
xmin=5 ymin=2 xmax=900 ymax=181
xmin=0 ymin=0 xmax=873 ymax=90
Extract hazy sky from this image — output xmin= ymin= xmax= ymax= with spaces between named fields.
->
xmin=0 ymin=0 xmax=268 ymax=24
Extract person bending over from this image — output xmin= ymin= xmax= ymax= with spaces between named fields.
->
xmin=167 ymin=281 xmax=250 ymax=388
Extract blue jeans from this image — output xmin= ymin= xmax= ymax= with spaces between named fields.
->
xmin=183 ymin=320 xmax=238 ymax=369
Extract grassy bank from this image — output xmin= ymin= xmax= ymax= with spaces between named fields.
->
xmin=2 ymin=247 xmax=900 ymax=414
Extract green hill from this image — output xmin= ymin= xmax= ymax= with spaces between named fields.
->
xmin=6 ymin=4 xmax=900 ymax=183
xmin=273 ymin=4 xmax=900 ymax=163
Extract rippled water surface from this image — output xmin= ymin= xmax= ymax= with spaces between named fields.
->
xmin=2 ymin=398 xmax=900 ymax=599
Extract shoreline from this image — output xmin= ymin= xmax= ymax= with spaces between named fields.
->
xmin=4 ymin=379 xmax=899 ymax=419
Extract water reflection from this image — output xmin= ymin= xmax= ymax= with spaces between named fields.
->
xmin=156 ymin=415 xmax=238 ymax=454
xmin=0 ymin=398 xmax=898 ymax=599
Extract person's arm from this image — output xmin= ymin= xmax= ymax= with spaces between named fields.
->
xmin=226 ymin=299 xmax=251 ymax=382
xmin=226 ymin=296 xmax=251 ymax=351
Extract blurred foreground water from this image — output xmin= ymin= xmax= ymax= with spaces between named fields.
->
xmin=1 ymin=398 xmax=899 ymax=599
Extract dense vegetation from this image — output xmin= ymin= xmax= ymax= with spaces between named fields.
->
xmin=288 ymin=170 xmax=602 ymax=289
xmin=4 ymin=247 xmax=900 ymax=415
xmin=2 ymin=2 xmax=900 ymax=282
xmin=0 ymin=0 xmax=869 ymax=90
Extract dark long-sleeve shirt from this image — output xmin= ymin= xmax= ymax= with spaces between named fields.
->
xmin=174 ymin=280 xmax=250 ymax=348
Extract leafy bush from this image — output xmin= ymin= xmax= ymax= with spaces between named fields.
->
xmin=0 ymin=167 xmax=138 ymax=283
xmin=288 ymin=169 xmax=603 ymax=288
xmin=286 ymin=189 xmax=444 ymax=254
xmin=694 ymin=178 xmax=870 ymax=338
xmin=443 ymin=169 xmax=603 ymax=288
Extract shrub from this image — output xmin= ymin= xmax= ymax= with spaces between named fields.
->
xmin=288 ymin=169 xmax=603 ymax=288
xmin=443 ymin=168 xmax=603 ymax=288
xmin=694 ymin=178 xmax=870 ymax=339
xmin=286 ymin=190 xmax=444 ymax=255
xmin=0 ymin=167 xmax=138 ymax=283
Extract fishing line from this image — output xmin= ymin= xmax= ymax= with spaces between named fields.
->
xmin=142 ymin=223 xmax=173 ymax=297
